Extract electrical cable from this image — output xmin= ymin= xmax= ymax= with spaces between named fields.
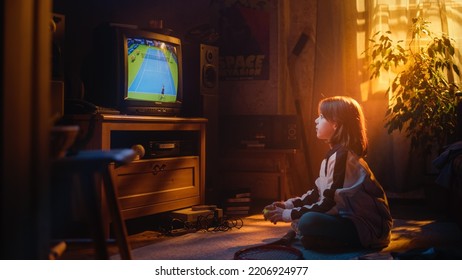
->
xmin=161 ymin=214 xmax=244 ymax=236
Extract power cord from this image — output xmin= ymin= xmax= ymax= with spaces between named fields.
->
xmin=197 ymin=214 xmax=244 ymax=232
xmin=161 ymin=214 xmax=244 ymax=236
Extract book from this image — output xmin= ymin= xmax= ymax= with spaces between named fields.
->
xmin=225 ymin=205 xmax=250 ymax=211
xmin=226 ymin=197 xmax=251 ymax=203
xmin=223 ymin=188 xmax=252 ymax=216
xmin=235 ymin=192 xmax=251 ymax=198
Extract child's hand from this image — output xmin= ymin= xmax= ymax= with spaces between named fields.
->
xmin=262 ymin=204 xmax=275 ymax=220
xmin=266 ymin=207 xmax=284 ymax=224
xmin=272 ymin=201 xmax=286 ymax=209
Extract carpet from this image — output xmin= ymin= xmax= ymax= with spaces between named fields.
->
xmin=112 ymin=214 xmax=462 ymax=260
xmin=114 ymin=215 xmax=292 ymax=260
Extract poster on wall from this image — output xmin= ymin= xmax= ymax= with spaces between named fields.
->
xmin=217 ymin=0 xmax=270 ymax=81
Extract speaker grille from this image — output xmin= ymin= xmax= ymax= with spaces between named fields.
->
xmin=200 ymin=44 xmax=219 ymax=95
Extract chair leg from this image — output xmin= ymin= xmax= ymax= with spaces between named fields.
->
xmin=81 ymin=174 xmax=110 ymax=259
xmin=102 ymin=166 xmax=132 ymax=260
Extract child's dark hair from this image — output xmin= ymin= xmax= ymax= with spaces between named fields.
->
xmin=319 ymin=96 xmax=368 ymax=157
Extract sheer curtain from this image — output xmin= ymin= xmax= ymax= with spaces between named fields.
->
xmin=361 ymin=0 xmax=462 ymax=96
xmin=358 ymin=0 xmax=462 ymax=192
xmin=280 ymin=0 xmax=462 ymax=194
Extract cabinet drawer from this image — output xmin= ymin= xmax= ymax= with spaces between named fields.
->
xmin=113 ymin=156 xmax=199 ymax=213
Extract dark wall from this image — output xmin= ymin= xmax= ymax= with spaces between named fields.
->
xmin=53 ymin=0 xmax=220 ymax=100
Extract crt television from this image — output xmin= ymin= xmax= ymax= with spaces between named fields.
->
xmin=87 ymin=24 xmax=183 ymax=116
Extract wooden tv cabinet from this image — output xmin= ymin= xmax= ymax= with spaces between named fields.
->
xmin=69 ymin=114 xmax=207 ymax=223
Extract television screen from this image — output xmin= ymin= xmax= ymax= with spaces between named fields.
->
xmin=85 ymin=24 xmax=183 ymax=116
xmin=126 ymin=36 xmax=180 ymax=103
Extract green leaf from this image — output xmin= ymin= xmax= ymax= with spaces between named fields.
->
xmin=385 ymin=108 xmax=392 ymax=116
xmin=453 ymin=64 xmax=460 ymax=77
xmin=449 ymin=44 xmax=455 ymax=56
xmin=366 ymin=17 xmax=460 ymax=152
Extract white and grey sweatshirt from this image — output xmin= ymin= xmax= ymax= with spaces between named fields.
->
xmin=282 ymin=144 xmax=393 ymax=248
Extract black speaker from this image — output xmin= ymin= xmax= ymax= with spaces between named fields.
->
xmin=220 ymin=115 xmax=301 ymax=149
xmin=200 ymin=44 xmax=219 ymax=96
xmin=182 ymin=43 xmax=219 ymax=117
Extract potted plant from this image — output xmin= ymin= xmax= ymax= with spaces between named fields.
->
xmin=366 ymin=17 xmax=461 ymax=154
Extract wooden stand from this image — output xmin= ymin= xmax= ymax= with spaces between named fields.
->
xmin=67 ymin=114 xmax=207 ymax=232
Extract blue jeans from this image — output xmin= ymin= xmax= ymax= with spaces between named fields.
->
xmin=297 ymin=212 xmax=361 ymax=249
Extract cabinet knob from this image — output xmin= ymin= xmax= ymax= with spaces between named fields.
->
xmin=151 ymin=163 xmax=166 ymax=175
xmin=131 ymin=144 xmax=146 ymax=160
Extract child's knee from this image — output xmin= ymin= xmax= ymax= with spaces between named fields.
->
xmin=297 ymin=212 xmax=325 ymax=235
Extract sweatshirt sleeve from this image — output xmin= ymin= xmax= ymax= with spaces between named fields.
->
xmin=284 ymin=188 xmax=319 ymax=209
xmin=286 ymin=147 xmax=349 ymax=221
